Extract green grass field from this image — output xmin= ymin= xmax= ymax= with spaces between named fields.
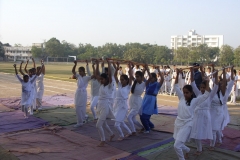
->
xmin=0 ymin=62 xmax=91 ymax=82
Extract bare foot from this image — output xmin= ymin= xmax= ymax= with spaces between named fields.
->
xmin=125 ymin=133 xmax=132 ymax=137
xmin=184 ymin=152 xmax=189 ymax=159
xmin=117 ymin=137 xmax=124 ymax=141
xmin=132 ymin=132 xmax=137 ymax=136
xmin=209 ymin=147 xmax=215 ymax=151
xmin=194 ymin=151 xmax=202 ymax=156
xmin=109 ymin=134 xmax=115 ymax=142
xmin=97 ymin=141 xmax=105 ymax=147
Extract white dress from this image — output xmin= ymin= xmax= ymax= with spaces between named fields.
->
xmin=173 ymin=84 xmax=210 ymax=142
xmin=97 ymin=82 xmax=115 ymax=120
xmin=190 ymin=82 xmax=218 ymax=140
xmin=74 ymin=74 xmax=91 ymax=107
xmin=113 ymin=82 xmax=131 ymax=122
xmin=210 ymin=80 xmax=234 ymax=131
xmin=222 ymin=80 xmax=234 ymax=128
xmin=128 ymin=82 xmax=145 ymax=115
xmin=16 ymin=74 xmax=37 ymax=106
xmin=36 ymin=74 xmax=44 ymax=99
xmin=29 ymin=75 xmax=37 ymax=99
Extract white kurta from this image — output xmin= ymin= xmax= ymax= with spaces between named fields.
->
xmin=190 ymin=82 xmax=218 ymax=140
xmin=29 ymin=75 xmax=37 ymax=99
xmin=113 ymin=82 xmax=131 ymax=122
xmin=97 ymin=82 xmax=115 ymax=120
xmin=74 ymin=74 xmax=91 ymax=107
xmin=128 ymin=82 xmax=145 ymax=115
xmin=222 ymin=80 xmax=234 ymax=128
xmin=16 ymin=74 xmax=37 ymax=106
xmin=210 ymin=80 xmax=234 ymax=130
xmin=173 ymin=84 xmax=210 ymax=143
xmin=36 ymin=74 xmax=44 ymax=99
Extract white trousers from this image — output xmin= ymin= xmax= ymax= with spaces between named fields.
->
xmin=174 ymin=140 xmax=190 ymax=160
xmin=170 ymin=79 xmax=176 ymax=95
xmin=96 ymin=119 xmax=113 ymax=141
xmin=230 ymin=90 xmax=237 ymax=103
xmin=195 ymin=139 xmax=202 ymax=152
xmin=75 ymin=106 xmax=86 ymax=125
xmin=127 ymin=110 xmax=143 ymax=132
xmin=114 ymin=121 xmax=131 ymax=138
xmin=91 ymin=96 xmax=99 ymax=119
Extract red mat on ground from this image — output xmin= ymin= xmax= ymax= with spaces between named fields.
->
xmin=0 ymin=126 xmax=131 ymax=160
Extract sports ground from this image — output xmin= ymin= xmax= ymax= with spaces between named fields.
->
xmin=0 ymin=62 xmax=240 ymax=160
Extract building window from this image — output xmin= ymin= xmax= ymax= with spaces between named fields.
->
xmin=205 ymin=38 xmax=209 ymax=40
xmin=192 ymin=38 xmax=196 ymax=41
xmin=171 ymin=38 xmax=174 ymax=41
xmin=212 ymin=38 xmax=217 ymax=41
xmin=183 ymin=38 xmax=187 ymax=41
xmin=197 ymin=38 xmax=201 ymax=40
xmin=188 ymin=36 xmax=191 ymax=38
xmin=177 ymin=42 xmax=181 ymax=45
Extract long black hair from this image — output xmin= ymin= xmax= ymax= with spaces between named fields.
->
xmin=131 ymin=71 xmax=143 ymax=94
xmin=183 ymin=85 xmax=194 ymax=106
xmin=120 ymin=74 xmax=129 ymax=85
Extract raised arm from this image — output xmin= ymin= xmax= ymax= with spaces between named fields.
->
xmin=13 ymin=64 xmax=18 ymax=75
xmin=72 ymin=60 xmax=77 ymax=75
xmin=128 ymin=62 xmax=133 ymax=85
xmin=41 ymin=60 xmax=45 ymax=75
xmin=107 ymin=59 xmax=112 ymax=83
xmin=156 ymin=66 xmax=164 ymax=85
xmin=114 ymin=62 xmax=120 ymax=84
xmin=221 ymin=67 xmax=227 ymax=96
xmin=24 ymin=59 xmax=29 ymax=74
xmin=19 ymin=61 xmax=25 ymax=75
xmin=101 ymin=61 xmax=105 ymax=74
xmin=209 ymin=71 xmax=219 ymax=99
xmin=174 ymin=69 xmax=183 ymax=100
xmin=32 ymin=57 xmax=36 ymax=69
xmin=145 ymin=64 xmax=152 ymax=86
xmin=86 ymin=60 xmax=92 ymax=76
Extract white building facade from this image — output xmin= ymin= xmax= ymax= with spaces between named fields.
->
xmin=4 ymin=46 xmax=32 ymax=61
xmin=171 ymin=30 xmax=224 ymax=50
xmin=4 ymin=43 xmax=43 ymax=61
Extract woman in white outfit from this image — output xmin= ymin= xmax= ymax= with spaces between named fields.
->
xmin=230 ymin=69 xmax=238 ymax=104
xmin=209 ymin=66 xmax=234 ymax=150
xmin=86 ymin=61 xmax=101 ymax=120
xmin=72 ymin=60 xmax=94 ymax=128
xmin=127 ymin=70 xmax=145 ymax=135
xmin=95 ymin=59 xmax=115 ymax=147
xmin=190 ymin=66 xmax=218 ymax=155
xmin=173 ymin=68 xmax=210 ymax=160
xmin=36 ymin=60 xmax=45 ymax=110
xmin=113 ymin=62 xmax=133 ymax=140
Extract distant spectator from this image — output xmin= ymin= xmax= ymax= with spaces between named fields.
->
xmin=193 ymin=63 xmax=202 ymax=89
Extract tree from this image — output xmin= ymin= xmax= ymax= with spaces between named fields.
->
xmin=45 ymin=38 xmax=64 ymax=58
xmin=0 ymin=41 xmax=5 ymax=59
xmin=234 ymin=46 xmax=240 ymax=67
xmin=31 ymin=46 xmax=42 ymax=58
xmin=219 ymin=45 xmax=234 ymax=66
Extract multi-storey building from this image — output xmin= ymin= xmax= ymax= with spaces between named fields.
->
xmin=4 ymin=43 xmax=43 ymax=61
xmin=171 ymin=30 xmax=224 ymax=50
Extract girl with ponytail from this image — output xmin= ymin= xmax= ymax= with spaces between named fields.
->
xmin=127 ymin=69 xmax=145 ymax=135
xmin=173 ymin=68 xmax=211 ymax=160
xmin=113 ymin=62 xmax=133 ymax=141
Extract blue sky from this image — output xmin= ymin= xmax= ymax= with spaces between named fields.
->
xmin=0 ymin=0 xmax=240 ymax=48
